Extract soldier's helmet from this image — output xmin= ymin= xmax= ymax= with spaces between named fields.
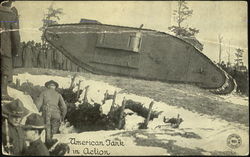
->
xmin=45 ymin=80 xmax=59 ymax=88
xmin=22 ymin=113 xmax=45 ymax=130
xmin=2 ymin=99 xmax=29 ymax=117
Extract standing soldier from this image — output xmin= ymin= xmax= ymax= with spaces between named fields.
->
xmin=71 ymin=62 xmax=77 ymax=72
xmin=38 ymin=44 xmax=46 ymax=68
xmin=66 ymin=57 xmax=71 ymax=71
xmin=13 ymin=41 xmax=25 ymax=68
xmin=22 ymin=41 xmax=33 ymax=68
xmin=22 ymin=113 xmax=50 ymax=156
xmin=2 ymin=99 xmax=29 ymax=155
xmin=10 ymin=3 xmax=21 ymax=68
xmin=0 ymin=0 xmax=20 ymax=100
xmin=32 ymin=43 xmax=39 ymax=68
xmin=54 ymin=49 xmax=63 ymax=70
xmin=46 ymin=45 xmax=54 ymax=69
xmin=62 ymin=54 xmax=67 ymax=71
xmin=35 ymin=80 xmax=67 ymax=137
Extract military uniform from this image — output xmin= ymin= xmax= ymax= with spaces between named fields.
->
xmin=22 ymin=113 xmax=50 ymax=156
xmin=46 ymin=47 xmax=54 ymax=69
xmin=2 ymin=121 xmax=27 ymax=155
xmin=10 ymin=6 xmax=22 ymax=68
xmin=71 ymin=62 xmax=77 ymax=72
xmin=36 ymin=80 xmax=67 ymax=134
xmin=13 ymin=42 xmax=24 ymax=68
xmin=0 ymin=4 xmax=20 ymax=99
xmin=38 ymin=47 xmax=46 ymax=68
xmin=22 ymin=42 xmax=33 ymax=68
xmin=54 ymin=49 xmax=63 ymax=70
xmin=66 ymin=58 xmax=71 ymax=71
xmin=62 ymin=55 xmax=67 ymax=70
xmin=2 ymin=99 xmax=29 ymax=155
xmin=23 ymin=138 xmax=50 ymax=156
xmin=32 ymin=44 xmax=39 ymax=68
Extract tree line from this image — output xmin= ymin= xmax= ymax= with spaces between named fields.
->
xmin=217 ymin=62 xmax=248 ymax=96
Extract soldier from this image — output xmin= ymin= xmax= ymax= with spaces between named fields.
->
xmin=0 ymin=0 xmax=21 ymax=100
xmin=22 ymin=41 xmax=33 ymax=68
xmin=22 ymin=113 xmax=50 ymax=156
xmin=66 ymin=57 xmax=71 ymax=71
xmin=62 ymin=54 xmax=67 ymax=71
xmin=71 ymin=62 xmax=77 ymax=72
xmin=38 ymin=44 xmax=46 ymax=68
xmin=36 ymin=80 xmax=67 ymax=136
xmin=13 ymin=41 xmax=25 ymax=68
xmin=54 ymin=49 xmax=63 ymax=70
xmin=2 ymin=99 xmax=29 ymax=155
xmin=32 ymin=43 xmax=39 ymax=68
xmin=46 ymin=45 xmax=54 ymax=69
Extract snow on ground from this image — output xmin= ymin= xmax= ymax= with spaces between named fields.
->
xmin=54 ymin=130 xmax=168 ymax=156
xmin=7 ymin=87 xmax=46 ymax=142
xmin=124 ymin=113 xmax=145 ymax=130
xmin=10 ymin=72 xmax=249 ymax=155
xmin=219 ymin=93 xmax=249 ymax=106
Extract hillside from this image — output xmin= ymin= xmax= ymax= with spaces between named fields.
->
xmin=8 ymin=68 xmax=249 ymax=155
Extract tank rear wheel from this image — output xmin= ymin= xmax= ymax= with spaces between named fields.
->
xmin=210 ymin=75 xmax=236 ymax=95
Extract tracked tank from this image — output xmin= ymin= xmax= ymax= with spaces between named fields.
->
xmin=44 ymin=20 xmax=236 ymax=94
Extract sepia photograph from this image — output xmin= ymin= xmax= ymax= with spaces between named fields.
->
xmin=1 ymin=0 xmax=248 ymax=156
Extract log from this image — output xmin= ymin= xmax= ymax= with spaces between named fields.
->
xmin=76 ymin=80 xmax=82 ymax=99
xmin=118 ymin=97 xmax=126 ymax=129
xmin=143 ymin=101 xmax=154 ymax=129
xmin=83 ymin=85 xmax=89 ymax=103
xmin=109 ymin=91 xmax=117 ymax=113
xmin=69 ymin=74 xmax=77 ymax=89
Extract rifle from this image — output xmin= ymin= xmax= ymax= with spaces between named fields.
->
xmin=4 ymin=119 xmax=13 ymax=155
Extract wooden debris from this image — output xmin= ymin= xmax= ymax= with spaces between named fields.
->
xmin=83 ymin=85 xmax=89 ymax=103
xmin=76 ymin=80 xmax=82 ymax=100
xmin=69 ymin=74 xmax=77 ymax=89
xmin=143 ymin=101 xmax=154 ymax=129
xmin=118 ymin=97 xmax=126 ymax=129
xmin=109 ymin=91 xmax=117 ymax=114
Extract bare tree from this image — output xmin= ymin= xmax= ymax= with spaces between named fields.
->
xmin=218 ymin=35 xmax=223 ymax=64
xmin=234 ymin=48 xmax=244 ymax=67
xmin=39 ymin=4 xmax=63 ymax=45
xmin=168 ymin=0 xmax=203 ymax=51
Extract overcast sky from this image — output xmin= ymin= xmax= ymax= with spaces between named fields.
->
xmin=13 ymin=1 xmax=248 ymax=66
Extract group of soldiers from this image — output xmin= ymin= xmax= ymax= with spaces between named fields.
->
xmin=1 ymin=0 xmax=68 ymax=156
xmin=2 ymin=80 xmax=68 ymax=156
xmin=13 ymin=41 xmax=82 ymax=72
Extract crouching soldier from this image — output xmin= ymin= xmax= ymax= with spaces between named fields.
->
xmin=36 ymin=80 xmax=67 ymax=136
xmin=2 ymin=99 xmax=29 ymax=155
xmin=22 ymin=113 xmax=50 ymax=156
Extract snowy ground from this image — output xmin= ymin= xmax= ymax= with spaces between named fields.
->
xmin=7 ymin=68 xmax=249 ymax=155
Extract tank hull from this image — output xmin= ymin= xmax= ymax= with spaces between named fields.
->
xmin=45 ymin=23 xmax=235 ymax=94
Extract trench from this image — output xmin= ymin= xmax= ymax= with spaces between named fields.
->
xmin=9 ymin=81 xmax=162 ymax=133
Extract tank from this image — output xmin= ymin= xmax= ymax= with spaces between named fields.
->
xmin=44 ymin=20 xmax=236 ymax=94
